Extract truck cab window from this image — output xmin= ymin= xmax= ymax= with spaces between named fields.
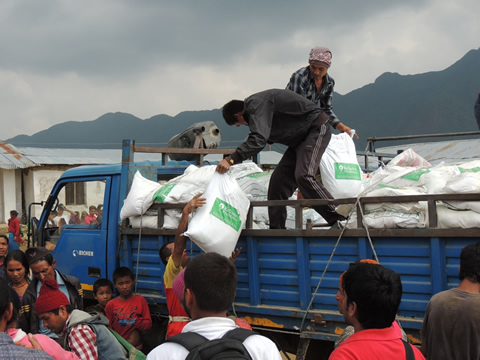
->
xmin=43 ymin=180 xmax=106 ymax=250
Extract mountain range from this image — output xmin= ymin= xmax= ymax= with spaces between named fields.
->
xmin=6 ymin=48 xmax=480 ymax=151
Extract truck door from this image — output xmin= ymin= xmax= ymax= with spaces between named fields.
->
xmin=37 ymin=177 xmax=111 ymax=298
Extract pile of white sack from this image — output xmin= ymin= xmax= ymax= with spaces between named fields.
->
xmin=339 ymin=148 xmax=480 ymax=229
xmin=120 ymin=133 xmax=480 ymax=238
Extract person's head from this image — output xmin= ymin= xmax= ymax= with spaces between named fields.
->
xmin=35 ymin=278 xmax=72 ymax=334
xmin=97 ymin=204 xmax=103 ymax=214
xmin=308 ymin=46 xmax=332 ymax=82
xmin=89 ymin=205 xmax=97 ymax=216
xmin=5 ymin=250 xmax=29 ymax=285
xmin=159 ymin=241 xmax=190 ymax=267
xmin=0 ymin=280 xmax=13 ymax=331
xmin=6 ymin=285 xmax=21 ymax=329
xmin=336 ymin=259 xmax=380 ymax=314
xmin=113 ymin=267 xmax=134 ymax=298
xmin=184 ymin=252 xmax=237 ymax=318
xmin=222 ymin=100 xmax=246 ymax=126
xmin=459 ymin=241 xmax=480 ymax=283
xmin=25 ymin=247 xmax=56 ymax=282
xmin=57 ymin=204 xmax=65 ymax=215
xmin=49 ymin=210 xmax=57 ymax=220
xmin=93 ymin=278 xmax=114 ymax=306
xmin=10 ymin=210 xmax=18 ymax=218
xmin=338 ymin=261 xmax=402 ymax=330
xmin=0 ymin=235 xmax=8 ymax=259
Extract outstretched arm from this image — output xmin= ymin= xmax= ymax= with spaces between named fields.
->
xmin=171 ymin=193 xmax=206 ymax=267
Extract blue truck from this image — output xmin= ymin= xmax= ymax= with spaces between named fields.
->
xmin=29 ymin=139 xmax=480 ymax=359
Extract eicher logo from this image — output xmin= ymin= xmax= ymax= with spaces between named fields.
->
xmin=72 ymin=250 xmax=94 ymax=257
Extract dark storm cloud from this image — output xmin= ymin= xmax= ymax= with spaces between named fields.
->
xmin=0 ymin=0 xmax=427 ymax=77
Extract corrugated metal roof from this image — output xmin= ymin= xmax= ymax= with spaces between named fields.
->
xmin=0 ymin=143 xmax=38 ymax=169
xmin=1 ymin=138 xmax=478 ymax=170
xmin=376 ymin=138 xmax=480 ymax=165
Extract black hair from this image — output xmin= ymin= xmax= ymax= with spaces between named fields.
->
xmin=222 ymin=100 xmax=244 ymax=125
xmin=113 ymin=266 xmax=134 ymax=283
xmin=459 ymin=241 xmax=480 ymax=283
xmin=6 ymin=286 xmax=21 ymax=327
xmin=159 ymin=242 xmax=173 ymax=265
xmin=5 ymin=250 xmax=30 ymax=283
xmin=93 ymin=278 xmax=114 ymax=294
xmin=342 ymin=262 xmax=402 ymax=330
xmin=0 ymin=234 xmax=8 ymax=244
xmin=0 ymin=280 xmax=10 ymax=318
xmin=50 ymin=304 xmax=74 ymax=315
xmin=184 ymin=252 xmax=237 ymax=313
xmin=10 ymin=210 xmax=18 ymax=217
xmin=31 ymin=253 xmax=55 ymax=266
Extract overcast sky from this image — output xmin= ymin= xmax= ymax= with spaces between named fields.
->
xmin=1 ymin=0 xmax=479 ymax=141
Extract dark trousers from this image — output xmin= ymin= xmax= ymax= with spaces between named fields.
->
xmin=268 ymin=122 xmax=341 ymax=229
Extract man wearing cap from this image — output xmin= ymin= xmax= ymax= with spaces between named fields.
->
xmin=218 ymin=89 xmax=354 ymax=228
xmin=18 ymin=247 xmax=83 ymax=340
xmin=35 ymin=278 xmax=128 ymax=360
xmin=286 ymin=46 xmax=357 ymax=139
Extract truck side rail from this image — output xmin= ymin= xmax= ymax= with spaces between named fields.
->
xmin=145 ymin=192 xmax=480 ymax=233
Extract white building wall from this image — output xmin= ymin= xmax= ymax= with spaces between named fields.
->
xmin=0 ymin=169 xmax=18 ymax=223
xmin=31 ymin=169 xmax=65 ymax=219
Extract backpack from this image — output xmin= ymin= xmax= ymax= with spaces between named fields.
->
xmin=165 ymin=328 xmax=257 ymax=360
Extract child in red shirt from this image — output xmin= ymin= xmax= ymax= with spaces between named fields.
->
xmin=105 ymin=267 xmax=152 ymax=348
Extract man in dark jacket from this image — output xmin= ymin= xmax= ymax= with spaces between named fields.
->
xmin=217 ymin=89 xmax=352 ymax=229
xmin=19 ymin=247 xmax=83 ymax=340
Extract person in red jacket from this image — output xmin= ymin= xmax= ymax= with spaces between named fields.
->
xmin=7 ymin=210 xmax=22 ymax=251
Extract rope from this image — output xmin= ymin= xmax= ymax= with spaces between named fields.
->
xmin=298 ymin=185 xmax=383 ymax=331
xmin=299 ymin=221 xmax=347 ymax=331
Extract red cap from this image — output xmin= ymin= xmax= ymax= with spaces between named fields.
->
xmin=35 ymin=278 xmax=70 ymax=314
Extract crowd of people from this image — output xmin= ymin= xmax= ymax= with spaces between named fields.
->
xmin=1 ymin=46 xmax=479 ymax=359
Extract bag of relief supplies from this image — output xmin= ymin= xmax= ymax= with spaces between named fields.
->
xmin=120 ymin=171 xmax=161 ymax=220
xmin=184 ymin=172 xmax=250 ymax=257
xmin=320 ymin=132 xmax=363 ymax=199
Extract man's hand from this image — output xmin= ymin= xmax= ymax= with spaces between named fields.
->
xmin=216 ymin=158 xmax=231 ymax=174
xmin=229 ymin=247 xmax=242 ymax=263
xmin=336 ymin=123 xmax=359 ymax=139
xmin=183 ymin=193 xmax=206 ymax=216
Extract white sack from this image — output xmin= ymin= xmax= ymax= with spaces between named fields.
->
xmin=120 ymin=171 xmax=161 ymax=220
xmin=129 ymin=215 xmax=158 ymax=229
xmin=184 ymin=172 xmax=250 ymax=257
xmin=436 ymin=203 xmax=480 ymax=228
xmin=441 ymin=172 xmax=480 ymax=194
xmin=320 ymin=133 xmax=364 ymax=198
